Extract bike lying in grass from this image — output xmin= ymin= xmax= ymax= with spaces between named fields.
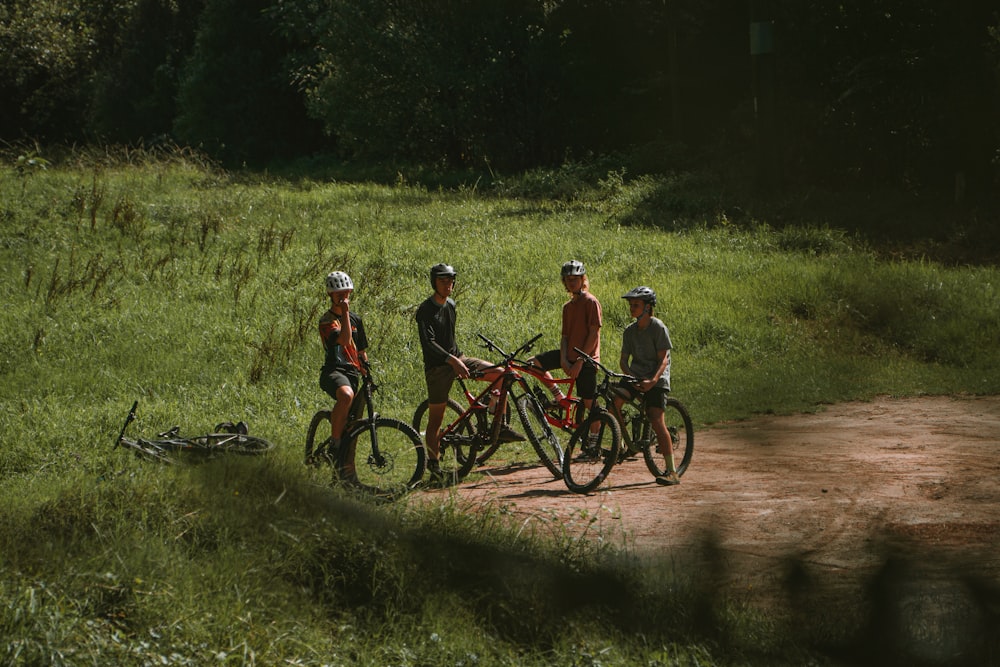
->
xmin=410 ymin=333 xmax=564 ymax=485
xmin=562 ymin=350 xmax=694 ymax=494
xmin=305 ymin=362 xmax=425 ymax=496
xmin=114 ymin=401 xmax=275 ymax=464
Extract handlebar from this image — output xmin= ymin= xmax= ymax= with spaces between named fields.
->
xmin=477 ymin=332 xmax=544 ymax=363
xmin=572 ymin=347 xmax=641 ymax=385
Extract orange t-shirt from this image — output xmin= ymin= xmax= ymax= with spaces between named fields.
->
xmin=561 ymin=291 xmax=602 ymax=361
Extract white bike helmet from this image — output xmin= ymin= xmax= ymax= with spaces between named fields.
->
xmin=561 ymin=260 xmax=586 ymax=277
xmin=325 ymin=271 xmax=354 ymax=293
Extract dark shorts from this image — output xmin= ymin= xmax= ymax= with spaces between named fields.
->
xmin=424 ymin=356 xmax=495 ymax=404
xmin=320 ymin=367 xmax=360 ymax=400
xmin=534 ymin=349 xmax=597 ymax=400
xmin=616 ymin=381 xmax=668 ymax=411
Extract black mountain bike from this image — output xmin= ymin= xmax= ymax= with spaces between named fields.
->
xmin=562 ymin=350 xmax=694 ymax=494
xmin=114 ymin=401 xmax=274 ymax=464
xmin=305 ymin=363 xmax=425 ymax=496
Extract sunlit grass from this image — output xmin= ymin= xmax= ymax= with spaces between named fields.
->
xmin=2 ymin=152 xmax=998 ymax=664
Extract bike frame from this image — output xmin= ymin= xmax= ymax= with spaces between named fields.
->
xmin=437 ymin=333 xmax=541 ymax=448
xmin=573 ymin=347 xmax=659 ymax=453
xmin=508 ymin=361 xmax=581 ymax=432
xmin=341 ymin=365 xmax=391 ymax=466
xmin=437 ymin=364 xmax=515 ymax=447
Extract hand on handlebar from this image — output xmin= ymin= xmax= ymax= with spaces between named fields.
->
xmin=634 ymin=378 xmax=657 ymax=392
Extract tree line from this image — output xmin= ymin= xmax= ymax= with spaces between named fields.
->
xmin=2 ymin=0 xmax=998 ymax=201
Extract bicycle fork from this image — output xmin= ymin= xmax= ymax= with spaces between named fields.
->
xmin=115 ymin=400 xmax=139 ymax=448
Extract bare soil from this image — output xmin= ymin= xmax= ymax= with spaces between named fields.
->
xmin=421 ymin=395 xmax=1000 ymax=653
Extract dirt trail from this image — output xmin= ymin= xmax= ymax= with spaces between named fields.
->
xmin=421 ymin=395 xmax=1000 ymax=644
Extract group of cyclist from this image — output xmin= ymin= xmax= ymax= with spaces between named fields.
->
xmin=316 ymin=259 xmax=681 ymax=487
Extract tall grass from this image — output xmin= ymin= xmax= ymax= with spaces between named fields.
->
xmin=1 ymin=150 xmax=998 ymax=664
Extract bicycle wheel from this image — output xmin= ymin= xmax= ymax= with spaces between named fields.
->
xmin=562 ymin=410 xmax=620 ymax=494
xmin=515 ymin=393 xmax=563 ymax=479
xmin=190 ymin=433 xmax=275 ymax=455
xmin=413 ymin=398 xmax=507 ymax=465
xmin=305 ymin=410 xmax=335 ymax=465
xmin=342 ymin=418 xmax=425 ymax=495
xmin=436 ymin=410 xmax=482 ymax=483
xmin=643 ymin=397 xmax=694 ymax=478
xmin=411 ymin=398 xmax=465 ymax=439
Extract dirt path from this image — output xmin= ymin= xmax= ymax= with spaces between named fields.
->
xmin=420 ymin=394 xmax=1000 ymax=649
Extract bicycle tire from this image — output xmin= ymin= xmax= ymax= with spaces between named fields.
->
xmin=189 ymin=433 xmax=275 ymax=455
xmin=412 ymin=398 xmax=506 ymax=465
xmin=411 ymin=398 xmax=465 ymax=438
xmin=515 ymin=393 xmax=563 ymax=479
xmin=437 ymin=410 xmax=482 ymax=482
xmin=562 ymin=410 xmax=621 ymax=494
xmin=341 ymin=417 xmax=425 ymax=494
xmin=643 ymin=397 xmax=694 ymax=478
xmin=305 ymin=410 xmax=335 ymax=465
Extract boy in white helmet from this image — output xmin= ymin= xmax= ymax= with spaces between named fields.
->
xmin=526 ymin=260 xmax=603 ymax=412
xmin=316 ymin=270 xmax=368 ymax=481
xmin=617 ymin=285 xmax=679 ymax=486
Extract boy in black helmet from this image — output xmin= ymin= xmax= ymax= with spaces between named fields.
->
xmin=617 ymin=286 xmax=679 ymax=486
xmin=415 ymin=263 xmax=521 ymax=479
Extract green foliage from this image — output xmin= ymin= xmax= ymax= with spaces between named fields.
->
xmin=173 ymin=0 xmax=322 ymax=165
xmin=1 ymin=154 xmax=998 ymax=664
xmin=89 ymin=0 xmax=207 ymax=143
xmin=4 ymin=0 xmax=1000 ymax=204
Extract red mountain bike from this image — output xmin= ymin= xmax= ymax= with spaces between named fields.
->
xmin=411 ymin=333 xmax=564 ymax=484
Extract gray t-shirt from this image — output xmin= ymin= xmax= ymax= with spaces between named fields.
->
xmin=621 ymin=317 xmax=672 ymax=390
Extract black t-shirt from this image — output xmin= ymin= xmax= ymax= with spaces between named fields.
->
xmin=415 ymin=296 xmax=460 ymax=368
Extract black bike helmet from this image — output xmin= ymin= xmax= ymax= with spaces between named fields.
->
xmin=429 ymin=263 xmax=457 ymax=288
xmin=561 ymin=260 xmax=586 ymax=277
xmin=621 ymin=285 xmax=657 ymax=306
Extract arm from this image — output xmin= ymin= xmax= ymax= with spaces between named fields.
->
xmin=417 ymin=318 xmax=453 ymax=365
xmin=620 ymin=348 xmax=632 ymax=376
xmin=336 ymin=302 xmax=352 ymax=348
xmin=637 ymin=348 xmax=670 ymax=392
xmin=565 ymin=323 xmax=600 ymax=378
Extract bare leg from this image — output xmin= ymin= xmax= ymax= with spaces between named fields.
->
xmin=330 ymin=385 xmax=355 ymax=475
xmin=425 ymin=402 xmax=447 ymax=463
xmin=526 ymin=357 xmax=566 ymax=400
xmin=648 ymin=406 xmax=676 ymax=471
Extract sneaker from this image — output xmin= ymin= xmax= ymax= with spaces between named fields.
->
xmin=581 ymin=433 xmax=602 ymax=459
xmin=424 ymin=461 xmax=450 ymax=488
xmin=655 ymin=471 xmax=680 ymax=486
xmin=337 ymin=468 xmax=361 ymax=486
xmin=498 ymin=425 xmax=526 ymax=443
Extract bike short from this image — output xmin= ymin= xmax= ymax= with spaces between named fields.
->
xmin=533 ymin=349 xmax=597 ymax=400
xmin=320 ymin=367 xmax=360 ymax=400
xmin=424 ymin=356 xmax=495 ymax=404
xmin=616 ymin=381 xmax=668 ymax=411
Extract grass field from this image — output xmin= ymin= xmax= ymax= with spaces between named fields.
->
xmin=1 ymin=150 xmax=997 ymax=665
